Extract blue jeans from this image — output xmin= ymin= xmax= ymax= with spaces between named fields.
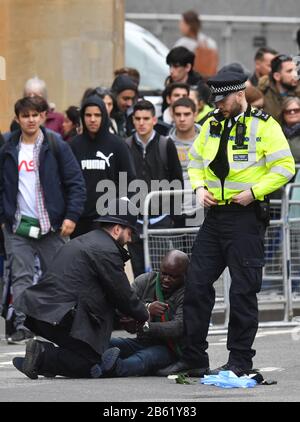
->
xmin=109 ymin=337 xmax=175 ymax=376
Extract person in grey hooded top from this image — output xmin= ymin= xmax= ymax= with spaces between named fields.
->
xmin=70 ymin=95 xmax=136 ymax=237
xmin=168 ymin=97 xmax=201 ymax=226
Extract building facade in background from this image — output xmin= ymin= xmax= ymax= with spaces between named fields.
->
xmin=0 ymin=0 xmax=124 ymax=132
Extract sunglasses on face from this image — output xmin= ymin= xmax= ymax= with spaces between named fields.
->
xmin=283 ymin=108 xmax=300 ymax=115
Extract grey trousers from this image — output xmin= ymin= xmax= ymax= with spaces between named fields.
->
xmin=3 ymin=226 xmax=67 ymax=331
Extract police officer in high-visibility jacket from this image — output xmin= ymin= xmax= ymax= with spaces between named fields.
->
xmin=157 ymin=70 xmax=295 ymax=377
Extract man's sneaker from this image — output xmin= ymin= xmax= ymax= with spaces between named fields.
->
xmin=7 ymin=329 xmax=34 ymax=345
xmin=156 ymin=360 xmax=210 ymax=377
xmin=90 ymin=347 xmax=121 ymax=378
xmin=209 ymin=363 xmax=252 ymax=377
xmin=21 ymin=339 xmax=45 ymax=379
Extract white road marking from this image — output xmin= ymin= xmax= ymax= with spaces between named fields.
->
xmin=0 ymin=381 xmax=53 ymax=388
xmin=256 ymin=329 xmax=298 ymax=337
xmin=209 ymin=343 xmax=227 ymax=346
xmin=259 ymin=367 xmax=285 ymax=372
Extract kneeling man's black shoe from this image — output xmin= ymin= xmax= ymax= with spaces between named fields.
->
xmin=13 ymin=354 xmax=55 ymax=378
xmin=156 ymin=360 xmax=209 ymax=377
xmin=21 ymin=339 xmax=45 ymax=379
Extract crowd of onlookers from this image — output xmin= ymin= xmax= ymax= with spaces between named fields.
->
xmin=1 ymin=9 xmax=300 ymax=344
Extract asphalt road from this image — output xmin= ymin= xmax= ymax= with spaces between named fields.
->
xmin=0 ymin=321 xmax=300 ymax=404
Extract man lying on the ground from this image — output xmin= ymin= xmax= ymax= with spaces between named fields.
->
xmin=91 ymin=249 xmax=189 ymax=378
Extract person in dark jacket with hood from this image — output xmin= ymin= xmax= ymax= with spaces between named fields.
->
xmin=12 ymin=198 xmax=149 ymax=379
xmin=110 ymin=74 xmax=139 ymax=138
xmin=70 ymin=95 xmax=136 ymax=237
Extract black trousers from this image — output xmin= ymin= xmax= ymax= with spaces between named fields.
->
xmin=25 ymin=314 xmax=101 ymax=378
xmin=183 ymin=204 xmax=266 ymax=369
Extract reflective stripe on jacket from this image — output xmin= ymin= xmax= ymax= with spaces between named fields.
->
xmin=188 ymin=110 xmax=295 ymax=202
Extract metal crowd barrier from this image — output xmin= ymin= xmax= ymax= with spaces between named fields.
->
xmin=142 ymin=189 xmax=300 ymax=331
xmin=285 ymin=183 xmax=300 ymax=305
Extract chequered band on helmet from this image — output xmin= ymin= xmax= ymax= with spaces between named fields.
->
xmin=210 ymin=82 xmax=246 ymax=94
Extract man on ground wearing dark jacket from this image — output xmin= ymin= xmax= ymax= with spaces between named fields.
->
xmin=0 ymin=96 xmax=86 ymax=344
xmin=91 ymin=249 xmax=189 ymax=378
xmin=12 ymin=198 xmax=149 ymax=379
xmin=71 ymin=95 xmax=136 ymax=237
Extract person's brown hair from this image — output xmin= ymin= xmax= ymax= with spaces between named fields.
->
xmin=172 ymin=96 xmax=196 ymax=113
xmin=182 ymin=10 xmax=201 ymax=36
xmin=14 ymin=96 xmax=48 ymax=117
xmin=113 ymin=67 xmax=140 ymax=85
xmin=245 ymin=86 xmax=264 ymax=106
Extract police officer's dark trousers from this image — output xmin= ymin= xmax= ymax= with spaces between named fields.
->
xmin=183 ymin=203 xmax=265 ymax=370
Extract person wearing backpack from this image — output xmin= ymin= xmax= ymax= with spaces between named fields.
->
xmin=0 ymin=96 xmax=86 ymax=344
xmin=173 ymin=10 xmax=219 ymax=80
xmin=126 ymin=100 xmax=183 ymax=277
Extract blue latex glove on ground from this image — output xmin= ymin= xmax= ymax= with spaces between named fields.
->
xmin=200 ymin=370 xmax=257 ymax=389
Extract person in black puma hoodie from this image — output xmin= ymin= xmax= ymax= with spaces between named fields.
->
xmin=70 ymin=95 xmax=136 ymax=237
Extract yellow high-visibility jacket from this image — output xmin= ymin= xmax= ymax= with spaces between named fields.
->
xmin=188 ymin=108 xmax=295 ymax=202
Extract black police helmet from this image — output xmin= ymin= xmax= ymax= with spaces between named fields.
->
xmin=207 ymin=70 xmax=248 ymax=103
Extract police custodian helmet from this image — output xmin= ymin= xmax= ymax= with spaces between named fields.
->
xmin=207 ymin=71 xmax=248 ymax=103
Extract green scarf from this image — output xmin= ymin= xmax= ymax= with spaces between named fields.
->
xmin=155 ymin=274 xmax=181 ymax=357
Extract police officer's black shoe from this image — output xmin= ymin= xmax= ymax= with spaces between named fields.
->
xmin=156 ymin=360 xmax=209 ymax=377
xmin=209 ymin=363 xmax=252 ymax=377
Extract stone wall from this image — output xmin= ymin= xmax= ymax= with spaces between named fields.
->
xmin=0 ymin=0 xmax=124 ymax=131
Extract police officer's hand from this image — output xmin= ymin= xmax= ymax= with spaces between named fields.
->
xmin=60 ymin=219 xmax=76 ymax=236
xmin=196 ymin=187 xmax=218 ymax=208
xmin=232 ymin=189 xmax=255 ymax=206
xmin=148 ymin=301 xmax=169 ymax=317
